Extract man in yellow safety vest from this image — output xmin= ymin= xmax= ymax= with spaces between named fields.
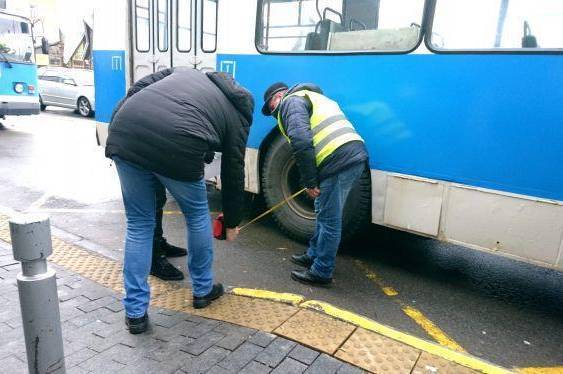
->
xmin=262 ymin=82 xmax=368 ymax=286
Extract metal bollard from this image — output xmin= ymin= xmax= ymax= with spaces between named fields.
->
xmin=9 ymin=215 xmax=65 ymax=374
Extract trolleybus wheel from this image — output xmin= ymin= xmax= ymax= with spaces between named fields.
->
xmin=261 ymin=135 xmax=371 ymax=244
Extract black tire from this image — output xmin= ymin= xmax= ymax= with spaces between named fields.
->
xmin=39 ymin=96 xmax=46 ymax=111
xmin=77 ymin=97 xmax=92 ymax=117
xmin=261 ymin=136 xmax=371 ymax=244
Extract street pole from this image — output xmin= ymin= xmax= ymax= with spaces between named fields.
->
xmin=9 ymin=215 xmax=65 ymax=374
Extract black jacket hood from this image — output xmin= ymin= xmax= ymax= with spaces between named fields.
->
xmin=207 ymin=72 xmax=255 ymax=125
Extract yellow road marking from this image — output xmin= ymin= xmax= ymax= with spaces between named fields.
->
xmin=301 ymin=300 xmax=512 ymax=374
xmin=355 ymin=260 xmax=466 ymax=352
xmin=402 ymin=306 xmax=466 ymax=352
xmin=230 ymin=288 xmax=305 ymax=306
xmin=382 ymin=286 xmax=399 ymax=296
xmin=519 ymin=368 xmax=563 ymax=374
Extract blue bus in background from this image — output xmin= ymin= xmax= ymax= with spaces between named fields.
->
xmin=0 ymin=10 xmax=39 ymax=120
xmin=94 ymin=0 xmax=563 ymax=272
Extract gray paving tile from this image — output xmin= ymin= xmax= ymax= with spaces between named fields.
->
xmin=255 ymin=337 xmax=297 ymax=368
xmin=240 ymin=361 xmax=273 ymax=374
xmin=65 ymin=347 xmax=98 ymax=368
xmin=217 ymin=342 xmax=264 ymax=371
xmin=337 ymin=363 xmax=365 ymax=374
xmin=289 ymin=345 xmax=320 ymax=365
xmin=181 ymin=331 xmax=225 ymax=355
xmin=272 ymin=357 xmax=308 ymax=374
xmin=77 ymin=295 xmax=117 ymax=313
xmin=180 ymin=346 xmax=230 ymax=373
xmin=182 ymin=319 xmax=221 ymax=339
xmin=105 ymin=300 xmax=124 ymax=312
xmin=0 ymin=354 xmax=28 ymax=373
xmin=208 ymin=365 xmax=232 ymax=374
xmin=215 ymin=332 xmax=249 ymax=351
xmin=78 ymin=353 xmax=126 ymax=372
xmin=248 ymin=331 xmax=277 ymax=348
xmin=151 ymin=311 xmax=187 ymax=328
xmin=305 ymin=354 xmax=343 ymax=374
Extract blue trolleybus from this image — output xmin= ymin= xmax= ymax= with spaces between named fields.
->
xmin=0 ymin=10 xmax=39 ymax=120
xmin=93 ymin=0 xmax=563 ymax=271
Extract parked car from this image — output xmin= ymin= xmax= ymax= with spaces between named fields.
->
xmin=37 ymin=67 xmax=95 ymax=117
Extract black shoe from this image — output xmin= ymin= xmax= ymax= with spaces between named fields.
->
xmin=159 ymin=238 xmax=187 ymax=257
xmin=150 ymin=255 xmax=184 ymax=281
xmin=291 ymin=253 xmax=314 ymax=268
xmin=291 ymin=269 xmax=332 ymax=287
xmin=193 ymin=283 xmax=224 ymax=309
xmin=125 ymin=313 xmax=148 ymax=334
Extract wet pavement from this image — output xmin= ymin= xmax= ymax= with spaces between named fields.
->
xmin=0 ymin=110 xmax=562 ymax=371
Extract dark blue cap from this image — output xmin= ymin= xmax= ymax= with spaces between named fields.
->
xmin=261 ymin=82 xmax=288 ymax=116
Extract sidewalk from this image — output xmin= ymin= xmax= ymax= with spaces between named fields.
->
xmin=0 ymin=212 xmax=512 ymax=374
xmin=0 ymin=239 xmax=363 ymax=374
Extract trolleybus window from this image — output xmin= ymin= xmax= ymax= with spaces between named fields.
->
xmin=429 ymin=0 xmax=563 ymax=52
xmin=157 ymin=0 xmax=169 ymax=51
xmin=201 ymin=0 xmax=218 ymax=53
xmin=0 ymin=16 xmax=34 ymax=63
xmin=135 ymin=0 xmax=151 ymax=52
xmin=257 ymin=0 xmax=424 ymax=53
xmin=177 ymin=0 xmax=192 ymax=52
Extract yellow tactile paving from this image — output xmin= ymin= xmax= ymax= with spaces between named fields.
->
xmin=335 ymin=327 xmax=421 ymax=374
xmin=152 ymin=288 xmax=193 ymax=310
xmin=185 ymin=294 xmax=299 ymax=332
xmin=412 ymin=352 xmax=480 ymax=374
xmin=0 ymin=214 xmax=178 ymax=297
xmin=152 ymin=289 xmax=300 ymax=332
xmin=0 ymin=216 xmax=10 ymax=242
xmin=275 ymin=309 xmax=356 ymax=355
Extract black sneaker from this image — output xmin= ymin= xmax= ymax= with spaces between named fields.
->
xmin=150 ymin=255 xmax=184 ymax=281
xmin=193 ymin=283 xmax=224 ymax=309
xmin=290 ymin=253 xmax=314 ymax=268
xmin=291 ymin=269 xmax=332 ymax=287
xmin=159 ymin=238 xmax=187 ymax=257
xmin=125 ymin=313 xmax=148 ymax=334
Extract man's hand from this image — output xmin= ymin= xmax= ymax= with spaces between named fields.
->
xmin=306 ymin=187 xmax=320 ymax=199
xmin=226 ymin=227 xmax=240 ymax=242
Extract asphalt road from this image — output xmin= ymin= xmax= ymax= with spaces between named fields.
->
xmin=1 ymin=110 xmax=562 ymax=371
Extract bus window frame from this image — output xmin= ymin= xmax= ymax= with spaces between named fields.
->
xmin=201 ymin=0 xmax=218 ymax=53
xmin=424 ymin=0 xmax=563 ymax=55
xmin=254 ymin=0 xmax=430 ymax=56
xmin=156 ymin=0 xmax=169 ymax=52
xmin=135 ymin=0 xmax=151 ymax=53
xmin=176 ymin=0 xmax=193 ymax=52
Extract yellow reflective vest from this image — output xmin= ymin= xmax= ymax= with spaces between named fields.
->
xmin=277 ymin=90 xmax=364 ymax=166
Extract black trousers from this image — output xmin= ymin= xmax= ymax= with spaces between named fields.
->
xmin=153 ymin=181 xmax=167 ymax=258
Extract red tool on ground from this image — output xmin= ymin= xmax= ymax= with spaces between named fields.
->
xmin=213 ymin=188 xmax=307 ymax=240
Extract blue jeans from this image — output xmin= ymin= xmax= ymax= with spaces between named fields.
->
xmin=306 ymin=163 xmax=365 ymax=279
xmin=114 ymin=157 xmax=214 ymax=318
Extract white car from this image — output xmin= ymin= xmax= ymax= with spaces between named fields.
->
xmin=37 ymin=67 xmax=95 ymax=117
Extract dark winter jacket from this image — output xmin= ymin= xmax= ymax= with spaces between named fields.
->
xmin=278 ymin=84 xmax=368 ymax=188
xmin=106 ymin=68 xmax=254 ymax=228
